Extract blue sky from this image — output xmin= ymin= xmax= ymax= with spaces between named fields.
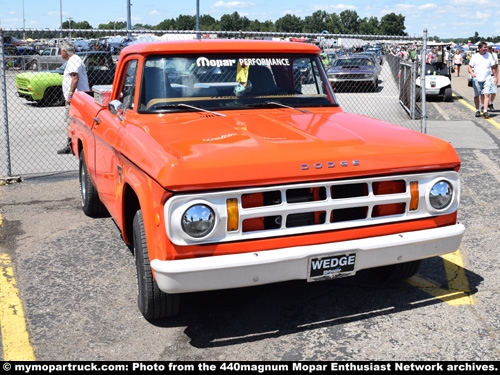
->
xmin=0 ymin=0 xmax=497 ymax=40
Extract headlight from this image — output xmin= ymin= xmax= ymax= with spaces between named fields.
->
xmin=429 ymin=181 xmax=453 ymax=209
xmin=181 ymin=204 xmax=215 ymax=238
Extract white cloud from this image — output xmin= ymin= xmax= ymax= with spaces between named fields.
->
xmin=212 ymin=1 xmax=254 ymax=9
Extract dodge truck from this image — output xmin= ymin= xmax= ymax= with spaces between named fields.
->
xmin=69 ymin=39 xmax=465 ymax=320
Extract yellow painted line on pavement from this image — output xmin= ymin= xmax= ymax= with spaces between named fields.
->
xmin=0 ymin=253 xmax=36 ymax=360
xmin=454 ymin=93 xmax=500 ymax=130
xmin=405 ymin=249 xmax=474 ymax=306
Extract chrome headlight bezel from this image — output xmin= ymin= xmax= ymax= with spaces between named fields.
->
xmin=180 ymin=202 xmax=217 ymax=239
xmin=426 ymin=179 xmax=455 ymax=212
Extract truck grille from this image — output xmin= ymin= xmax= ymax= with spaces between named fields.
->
xmin=165 ymin=171 xmax=460 ymax=245
xmin=240 ymin=180 xmax=406 ymax=232
xmin=15 ymin=77 xmax=29 ymax=88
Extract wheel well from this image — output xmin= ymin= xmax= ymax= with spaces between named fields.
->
xmin=76 ymin=139 xmax=83 ymax=160
xmin=123 ymin=184 xmax=141 ymax=245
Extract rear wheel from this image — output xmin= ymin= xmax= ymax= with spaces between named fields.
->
xmin=79 ymin=150 xmax=108 ymax=217
xmin=29 ymin=60 xmax=38 ymax=71
xmin=134 ymin=210 xmax=180 ymax=320
xmin=376 ymin=260 xmax=421 ymax=281
xmin=443 ymin=87 xmax=453 ymax=102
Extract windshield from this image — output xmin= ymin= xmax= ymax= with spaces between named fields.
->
xmin=138 ymin=53 xmax=337 ymax=113
xmin=332 ymin=58 xmax=373 ymax=67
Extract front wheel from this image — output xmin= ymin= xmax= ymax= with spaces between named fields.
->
xmin=375 ymin=260 xmax=421 ymax=281
xmin=134 ymin=210 xmax=180 ymax=320
xmin=40 ymin=87 xmax=65 ymax=106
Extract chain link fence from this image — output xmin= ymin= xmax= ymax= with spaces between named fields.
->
xmin=0 ymin=29 xmax=424 ymax=178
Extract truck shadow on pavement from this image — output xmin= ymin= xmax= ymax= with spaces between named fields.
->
xmin=152 ymin=256 xmax=482 ymax=348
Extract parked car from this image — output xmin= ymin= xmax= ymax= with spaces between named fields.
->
xmin=326 ymin=55 xmax=379 ymax=92
xmin=73 ymin=39 xmax=90 ymax=52
xmin=25 ymin=47 xmax=64 ymax=71
xmin=357 ymin=49 xmax=383 ymax=66
xmin=321 ymin=48 xmax=338 ymax=68
xmin=15 ymin=51 xmax=115 ymax=106
xmin=13 ymin=46 xmax=39 ymax=68
xmin=365 ymin=46 xmax=384 ymax=65
xmin=4 ymin=53 xmax=13 ymax=68
xmin=294 ymin=57 xmax=315 ymax=83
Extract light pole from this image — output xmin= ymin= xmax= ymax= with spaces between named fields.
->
xmin=67 ymin=17 xmax=73 ymax=40
xmin=60 ymin=0 xmax=63 ymax=38
xmin=196 ymin=0 xmax=200 ymax=39
xmin=22 ymin=0 xmax=26 ymax=40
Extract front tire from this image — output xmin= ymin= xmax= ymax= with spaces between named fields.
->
xmin=376 ymin=260 xmax=421 ymax=281
xmin=79 ymin=150 xmax=108 ymax=217
xmin=134 ymin=210 xmax=180 ymax=320
xmin=40 ymin=87 xmax=65 ymax=106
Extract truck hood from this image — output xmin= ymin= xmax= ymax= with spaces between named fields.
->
xmin=119 ymin=108 xmax=460 ymax=190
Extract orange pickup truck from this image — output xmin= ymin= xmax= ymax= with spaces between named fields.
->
xmin=69 ymin=39 xmax=465 ymax=320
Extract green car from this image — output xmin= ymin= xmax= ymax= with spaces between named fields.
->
xmin=15 ymin=63 xmax=66 ymax=106
xmin=15 ymin=51 xmax=116 ymax=106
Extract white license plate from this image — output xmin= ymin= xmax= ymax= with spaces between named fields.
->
xmin=308 ymin=253 xmax=357 ymax=281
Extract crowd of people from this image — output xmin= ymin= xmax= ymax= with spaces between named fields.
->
xmin=390 ymin=41 xmax=499 ymax=119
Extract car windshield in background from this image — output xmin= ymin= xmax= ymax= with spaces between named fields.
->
xmin=138 ymin=54 xmax=336 ymax=113
xmin=332 ymin=57 xmax=374 ymax=67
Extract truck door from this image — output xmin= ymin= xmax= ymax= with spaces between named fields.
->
xmin=92 ymin=59 xmax=138 ymax=220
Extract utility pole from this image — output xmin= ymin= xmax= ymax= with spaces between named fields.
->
xmin=127 ymin=0 xmax=132 ymax=39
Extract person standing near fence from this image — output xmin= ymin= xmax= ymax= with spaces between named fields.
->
xmin=57 ymin=40 xmax=89 ymax=154
xmin=469 ymin=41 xmax=497 ymax=119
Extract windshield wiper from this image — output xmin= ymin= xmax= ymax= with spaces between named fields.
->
xmin=149 ymin=103 xmax=226 ymax=117
xmin=247 ymin=101 xmax=311 ymax=113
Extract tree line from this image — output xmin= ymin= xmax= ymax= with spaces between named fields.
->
xmin=13 ymin=10 xmax=409 ymax=40
xmin=11 ymin=10 xmax=493 ymax=43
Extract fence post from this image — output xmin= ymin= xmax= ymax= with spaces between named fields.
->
xmin=0 ymin=28 xmax=12 ymax=177
xmin=421 ymin=29 xmax=428 ymax=134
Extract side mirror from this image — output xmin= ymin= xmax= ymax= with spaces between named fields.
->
xmin=109 ymin=99 xmax=123 ymax=114
xmin=109 ymin=99 xmax=124 ymax=121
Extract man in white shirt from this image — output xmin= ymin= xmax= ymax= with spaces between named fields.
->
xmin=57 ymin=40 xmax=90 ymax=154
xmin=469 ymin=41 xmax=498 ymax=118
